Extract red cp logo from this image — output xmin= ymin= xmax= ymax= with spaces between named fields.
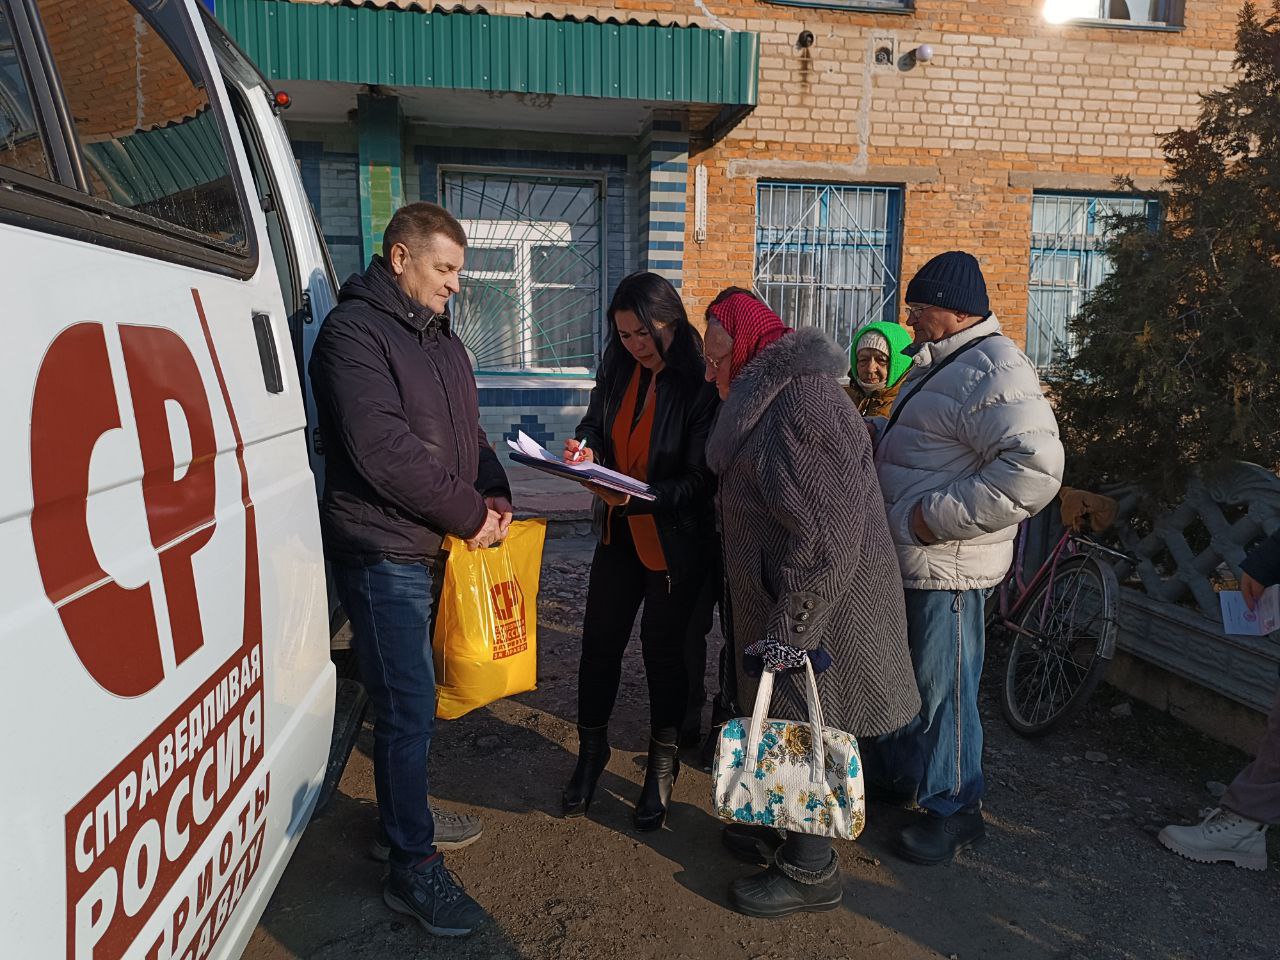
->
xmin=489 ymin=580 xmax=524 ymax=623
xmin=30 ymin=322 xmax=218 ymax=697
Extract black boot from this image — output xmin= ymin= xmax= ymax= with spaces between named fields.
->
xmin=893 ymin=804 xmax=985 ymax=865
xmin=721 ymin=823 xmax=784 ymax=864
xmin=561 ymin=725 xmax=610 ymax=818
xmin=633 ymin=737 xmax=680 ymax=831
xmin=698 ymin=724 xmax=721 ymax=772
xmin=728 ymin=848 xmax=844 ymax=919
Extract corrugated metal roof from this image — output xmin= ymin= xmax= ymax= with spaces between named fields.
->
xmin=276 ymin=0 xmax=693 ymax=27
xmin=215 ymin=0 xmax=757 ymax=106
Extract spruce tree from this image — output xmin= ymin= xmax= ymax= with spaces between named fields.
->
xmin=1047 ymin=1 xmax=1280 ymax=499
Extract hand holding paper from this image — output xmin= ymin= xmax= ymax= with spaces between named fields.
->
xmin=1220 ymin=585 xmax=1280 ymax=636
xmin=506 ymin=431 xmax=656 ymax=502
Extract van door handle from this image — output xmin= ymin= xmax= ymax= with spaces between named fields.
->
xmin=253 ymin=313 xmax=285 ymax=394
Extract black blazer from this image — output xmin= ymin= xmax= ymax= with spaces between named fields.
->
xmin=576 ymin=358 xmax=719 ymax=585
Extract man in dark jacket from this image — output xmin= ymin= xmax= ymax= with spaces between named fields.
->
xmin=310 ymin=202 xmax=511 ymax=937
xmin=1159 ymin=528 xmax=1280 ymax=871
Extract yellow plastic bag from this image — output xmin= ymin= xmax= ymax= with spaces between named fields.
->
xmin=433 ymin=518 xmax=546 ymax=719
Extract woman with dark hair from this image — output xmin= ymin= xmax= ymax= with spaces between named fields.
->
xmin=560 ymin=272 xmax=719 ymax=831
xmin=703 ymin=288 xmax=920 ymax=918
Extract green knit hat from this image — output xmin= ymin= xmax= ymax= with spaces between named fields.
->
xmin=850 ymin=320 xmax=913 ymax=388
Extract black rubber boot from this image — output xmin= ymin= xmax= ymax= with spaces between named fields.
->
xmin=894 ymin=804 xmax=985 ymax=865
xmin=728 ymin=848 xmax=844 ymax=919
xmin=633 ymin=737 xmax=680 ymax=831
xmin=561 ymin=725 xmax=610 ymax=818
xmin=721 ymin=823 xmax=785 ymax=864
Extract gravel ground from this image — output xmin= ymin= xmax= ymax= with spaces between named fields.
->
xmin=245 ymin=534 xmax=1279 ymax=960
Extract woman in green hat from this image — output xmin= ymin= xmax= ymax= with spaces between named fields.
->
xmin=845 ymin=320 xmax=913 ymax=417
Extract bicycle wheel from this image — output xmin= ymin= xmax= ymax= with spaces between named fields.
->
xmin=1000 ymin=553 xmax=1118 ymax=737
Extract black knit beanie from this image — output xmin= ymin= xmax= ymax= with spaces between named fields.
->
xmin=905 ymin=251 xmax=990 ymax=318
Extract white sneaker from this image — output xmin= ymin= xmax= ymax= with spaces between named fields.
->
xmin=1158 ymin=807 xmax=1268 ymax=871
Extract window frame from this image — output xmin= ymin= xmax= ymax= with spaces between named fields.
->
xmin=761 ymin=0 xmax=913 ymax=13
xmin=1050 ymin=0 xmax=1186 ymax=31
xmin=1025 ymin=189 xmax=1161 ymax=369
xmin=754 ymin=179 xmax=906 ymax=348
xmin=0 ymin=0 xmax=259 ymax=279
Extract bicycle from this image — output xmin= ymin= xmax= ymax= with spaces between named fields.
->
xmin=986 ymin=491 xmax=1130 ymax=737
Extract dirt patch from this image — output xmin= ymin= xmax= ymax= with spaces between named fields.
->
xmin=245 ymin=535 xmax=1278 ymax=960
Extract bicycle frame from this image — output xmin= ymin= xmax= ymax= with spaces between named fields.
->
xmin=992 ymin=520 xmax=1121 ymax=658
xmin=993 ymin=524 xmax=1075 ymax=629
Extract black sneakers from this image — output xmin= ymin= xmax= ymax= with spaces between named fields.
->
xmin=370 ymin=808 xmax=484 ymax=862
xmin=384 ymin=854 xmax=487 ymax=937
xmin=894 ymin=805 xmax=985 ymax=865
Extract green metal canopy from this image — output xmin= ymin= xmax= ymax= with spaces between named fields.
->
xmin=214 ymin=0 xmax=758 ymax=107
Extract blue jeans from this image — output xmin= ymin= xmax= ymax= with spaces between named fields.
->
xmin=874 ymin=588 xmax=987 ymax=818
xmin=332 ymin=558 xmax=438 ymax=865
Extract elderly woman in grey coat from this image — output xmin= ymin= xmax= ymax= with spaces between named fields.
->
xmin=702 ymin=289 xmax=920 ymax=919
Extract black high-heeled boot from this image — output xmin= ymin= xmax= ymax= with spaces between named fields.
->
xmin=561 ymin=725 xmax=610 ymax=817
xmin=633 ymin=737 xmax=680 ymax=831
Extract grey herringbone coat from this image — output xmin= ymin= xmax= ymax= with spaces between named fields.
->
xmin=706 ymin=327 xmax=920 ymax=736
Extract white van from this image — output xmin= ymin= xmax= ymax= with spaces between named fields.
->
xmin=1 ymin=2 xmax=343 ymax=958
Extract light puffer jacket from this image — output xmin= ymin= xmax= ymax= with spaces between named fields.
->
xmin=873 ymin=316 xmax=1064 ymax=591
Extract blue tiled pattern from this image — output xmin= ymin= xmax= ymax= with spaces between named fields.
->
xmin=507 ymin=414 xmax=553 ymax=446
xmin=479 ymin=387 xmax=593 ymax=408
xmin=637 ymin=114 xmax=689 ymax=289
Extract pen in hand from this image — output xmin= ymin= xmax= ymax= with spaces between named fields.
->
xmin=569 ymin=438 xmax=590 ymax=464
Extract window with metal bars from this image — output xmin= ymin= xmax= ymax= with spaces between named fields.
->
xmin=754 ymin=181 xmax=903 ymax=350
xmin=443 ymin=170 xmax=603 ymax=375
xmin=1026 ymin=191 xmax=1160 ymax=369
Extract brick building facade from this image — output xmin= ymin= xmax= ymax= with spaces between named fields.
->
xmin=218 ymin=0 xmax=1242 ymax=442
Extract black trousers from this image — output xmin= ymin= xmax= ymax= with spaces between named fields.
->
xmin=682 ymin=552 xmax=723 ymax=731
xmin=577 ymin=519 xmax=702 ymax=741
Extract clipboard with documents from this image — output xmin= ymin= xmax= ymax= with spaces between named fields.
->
xmin=505 ymin=431 xmax=657 ymax=502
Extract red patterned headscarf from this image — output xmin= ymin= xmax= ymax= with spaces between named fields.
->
xmin=707 ymin=293 xmax=794 ymax=382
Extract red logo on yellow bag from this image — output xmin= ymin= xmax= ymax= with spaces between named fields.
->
xmin=489 ymin=580 xmax=527 ymax=659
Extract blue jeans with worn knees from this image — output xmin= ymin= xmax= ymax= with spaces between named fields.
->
xmin=875 ymin=588 xmax=987 ymax=818
xmin=332 ymin=558 xmax=437 ymax=865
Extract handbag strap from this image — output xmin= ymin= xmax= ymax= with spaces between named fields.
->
xmin=880 ymin=333 xmax=998 ymax=439
xmin=746 ymin=660 xmax=829 ymax=783
xmin=746 ymin=669 xmax=774 ymax=762
xmin=800 ymin=660 xmax=828 ymax=784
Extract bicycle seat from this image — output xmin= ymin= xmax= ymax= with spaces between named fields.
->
xmin=1059 ymin=486 xmax=1119 ymax=533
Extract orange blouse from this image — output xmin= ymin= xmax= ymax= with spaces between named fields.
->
xmin=609 ymin=365 xmax=667 ymax=572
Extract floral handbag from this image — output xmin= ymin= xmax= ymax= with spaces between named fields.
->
xmin=711 ymin=660 xmax=866 ymax=840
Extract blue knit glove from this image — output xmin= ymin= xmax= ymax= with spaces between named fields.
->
xmin=743 ymin=636 xmax=833 ymax=678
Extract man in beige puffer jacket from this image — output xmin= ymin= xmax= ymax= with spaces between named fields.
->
xmin=870 ymin=251 xmax=1064 ymax=865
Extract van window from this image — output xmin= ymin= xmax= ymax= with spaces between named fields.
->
xmin=0 ymin=6 xmax=53 ymax=181
xmin=33 ymin=0 xmax=245 ymax=248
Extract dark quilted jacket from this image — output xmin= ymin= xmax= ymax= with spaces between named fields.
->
xmin=310 ymin=257 xmax=510 ymax=562
xmin=706 ymin=327 xmax=920 ymax=736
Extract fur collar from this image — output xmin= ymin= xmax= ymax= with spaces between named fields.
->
xmin=706 ymin=326 xmax=848 ymax=473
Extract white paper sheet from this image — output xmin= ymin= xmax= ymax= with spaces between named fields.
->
xmin=1219 ymin=586 xmax=1280 ymax=636
xmin=505 ymin=431 xmax=656 ymax=501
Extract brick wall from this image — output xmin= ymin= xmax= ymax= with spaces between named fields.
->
xmin=467 ymin=0 xmax=1242 ymax=346
xmin=39 ymin=0 xmax=205 ymax=143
